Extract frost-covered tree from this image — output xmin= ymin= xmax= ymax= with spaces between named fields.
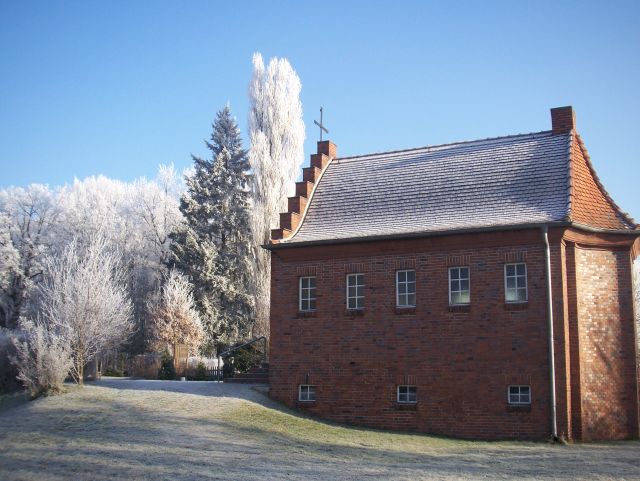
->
xmin=0 ymin=214 xmax=19 ymax=303
xmin=248 ymin=53 xmax=305 ymax=335
xmin=0 ymin=169 xmax=183 ymax=351
xmin=0 ymin=185 xmax=60 ymax=328
xmin=11 ymin=318 xmax=73 ymax=398
xmin=169 ymin=106 xmax=254 ymax=352
xmin=38 ymin=235 xmax=133 ymax=384
xmin=146 ymin=270 xmax=204 ymax=355
xmin=56 ymin=169 xmax=183 ymax=353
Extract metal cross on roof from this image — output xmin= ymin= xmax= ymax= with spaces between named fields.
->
xmin=314 ymin=107 xmax=329 ymax=142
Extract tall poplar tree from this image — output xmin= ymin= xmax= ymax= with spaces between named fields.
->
xmin=169 ymin=106 xmax=254 ymax=353
xmin=248 ymin=53 xmax=305 ymax=337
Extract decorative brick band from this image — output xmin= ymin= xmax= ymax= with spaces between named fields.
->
xmin=446 ymin=254 xmax=471 ymax=266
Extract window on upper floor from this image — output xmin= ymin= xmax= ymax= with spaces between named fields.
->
xmin=505 ymin=263 xmax=527 ymax=303
xmin=396 ymin=270 xmax=416 ymax=307
xmin=346 ymin=273 xmax=364 ymax=310
xmin=449 ymin=266 xmax=470 ymax=305
xmin=299 ymin=276 xmax=316 ymax=311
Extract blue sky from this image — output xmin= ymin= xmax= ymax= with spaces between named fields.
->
xmin=1 ymin=1 xmax=639 ymax=218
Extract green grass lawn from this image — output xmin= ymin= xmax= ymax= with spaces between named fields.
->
xmin=0 ymin=381 xmax=638 ymax=481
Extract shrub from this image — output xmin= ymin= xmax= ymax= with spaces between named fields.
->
xmin=128 ymin=353 xmax=161 ymax=379
xmin=194 ymin=361 xmax=207 ymax=381
xmin=230 ymin=344 xmax=263 ymax=373
xmin=220 ymin=343 xmax=263 ymax=378
xmin=222 ymin=360 xmax=234 ymax=379
xmin=158 ymin=350 xmax=176 ymax=380
xmin=10 ymin=319 xmax=73 ymax=398
xmin=0 ymin=329 xmax=21 ymax=394
xmin=102 ymin=368 xmax=125 ymax=377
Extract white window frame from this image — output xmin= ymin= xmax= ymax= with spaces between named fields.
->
xmin=298 ymin=384 xmax=316 ymax=402
xmin=507 ymin=385 xmax=531 ymax=405
xmin=448 ymin=266 xmax=470 ymax=305
xmin=346 ymin=273 xmax=365 ymax=310
xmin=397 ymin=385 xmax=417 ymax=404
xmin=396 ymin=270 xmax=416 ymax=308
xmin=299 ymin=276 xmax=316 ymax=312
xmin=504 ymin=263 xmax=528 ymax=303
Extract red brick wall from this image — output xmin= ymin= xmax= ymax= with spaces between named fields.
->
xmin=269 ymin=230 xmax=554 ymax=440
xmin=570 ymin=134 xmax=629 ymax=230
xmin=269 ymin=228 xmax=639 ymax=440
xmin=574 ymin=247 xmax=639 ymax=440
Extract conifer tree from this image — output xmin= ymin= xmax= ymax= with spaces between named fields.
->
xmin=169 ymin=106 xmax=254 ymax=353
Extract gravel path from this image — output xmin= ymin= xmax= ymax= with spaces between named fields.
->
xmin=0 ymin=378 xmax=638 ymax=481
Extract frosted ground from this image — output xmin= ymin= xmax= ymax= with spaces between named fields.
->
xmin=0 ymin=379 xmax=638 ymax=481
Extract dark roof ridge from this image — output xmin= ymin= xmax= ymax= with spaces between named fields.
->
xmin=334 ymin=129 xmax=556 ymax=162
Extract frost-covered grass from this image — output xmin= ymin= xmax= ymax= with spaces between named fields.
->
xmin=0 ymin=379 xmax=638 ymax=481
xmin=0 ymin=391 xmax=29 ymax=412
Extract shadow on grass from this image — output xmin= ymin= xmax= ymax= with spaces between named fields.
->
xmin=0 ymin=383 xmax=638 ymax=481
xmin=0 ymin=391 xmax=29 ymax=413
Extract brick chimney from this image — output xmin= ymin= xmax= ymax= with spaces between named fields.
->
xmin=550 ymin=106 xmax=576 ymax=134
xmin=271 ymin=140 xmax=338 ymax=242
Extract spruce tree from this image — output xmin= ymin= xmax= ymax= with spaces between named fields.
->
xmin=169 ymin=106 xmax=254 ymax=353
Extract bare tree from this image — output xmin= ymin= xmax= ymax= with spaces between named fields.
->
xmin=39 ymin=235 xmax=134 ymax=384
xmin=248 ymin=53 xmax=305 ymax=337
xmin=146 ymin=270 xmax=204 ymax=356
xmin=11 ymin=318 xmax=73 ymax=397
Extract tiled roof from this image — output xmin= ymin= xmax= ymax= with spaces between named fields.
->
xmin=281 ymin=130 xmax=635 ymax=245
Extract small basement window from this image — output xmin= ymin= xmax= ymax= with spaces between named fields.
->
xmin=299 ymin=276 xmax=316 ymax=312
xmin=397 ymin=385 xmax=417 ymax=403
xmin=299 ymin=384 xmax=316 ymax=402
xmin=508 ymin=385 xmax=531 ymax=405
xmin=346 ymin=273 xmax=364 ymax=310
xmin=505 ymin=263 xmax=527 ymax=303
xmin=449 ymin=266 xmax=470 ymax=305
xmin=396 ymin=270 xmax=416 ymax=307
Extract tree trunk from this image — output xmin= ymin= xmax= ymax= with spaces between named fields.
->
xmin=77 ymin=355 xmax=84 ymax=386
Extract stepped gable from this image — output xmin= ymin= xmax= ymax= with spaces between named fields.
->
xmin=271 ymin=140 xmax=337 ymax=242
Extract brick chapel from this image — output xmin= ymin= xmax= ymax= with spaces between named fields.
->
xmin=265 ymin=106 xmax=639 ymax=441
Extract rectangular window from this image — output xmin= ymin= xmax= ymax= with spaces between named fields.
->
xmin=508 ymin=385 xmax=531 ymax=405
xmin=505 ymin=263 xmax=527 ymax=303
xmin=299 ymin=384 xmax=316 ymax=402
xmin=397 ymin=385 xmax=417 ymax=403
xmin=299 ymin=276 xmax=316 ymax=311
xmin=396 ymin=270 xmax=416 ymax=307
xmin=449 ymin=266 xmax=470 ymax=305
xmin=346 ymin=273 xmax=364 ymax=310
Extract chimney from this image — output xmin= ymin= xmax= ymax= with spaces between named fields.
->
xmin=550 ymin=106 xmax=576 ymax=134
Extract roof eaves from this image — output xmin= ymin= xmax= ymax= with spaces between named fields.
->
xmin=264 ymin=221 xmax=568 ymax=250
xmin=263 ymin=220 xmax=640 ymax=251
